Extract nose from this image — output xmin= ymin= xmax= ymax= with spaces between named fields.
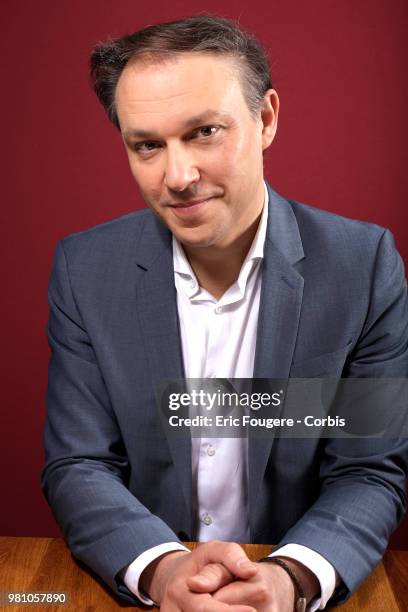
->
xmin=164 ymin=144 xmax=200 ymax=192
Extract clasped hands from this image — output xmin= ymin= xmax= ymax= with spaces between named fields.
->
xmin=140 ymin=540 xmax=315 ymax=611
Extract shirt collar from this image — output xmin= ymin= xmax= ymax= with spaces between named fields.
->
xmin=242 ymin=181 xmax=269 ymax=264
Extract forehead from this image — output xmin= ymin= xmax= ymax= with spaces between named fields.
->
xmin=115 ymin=53 xmax=246 ymax=132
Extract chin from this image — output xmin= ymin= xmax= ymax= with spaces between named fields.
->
xmin=177 ymin=236 xmax=214 ymax=249
xmin=171 ymin=225 xmax=216 ymax=247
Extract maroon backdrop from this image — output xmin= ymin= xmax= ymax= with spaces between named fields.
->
xmin=2 ymin=1 xmax=407 ymax=548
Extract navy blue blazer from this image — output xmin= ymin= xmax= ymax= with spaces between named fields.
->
xmin=42 ymin=184 xmax=408 ymax=605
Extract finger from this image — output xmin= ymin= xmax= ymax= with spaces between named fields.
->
xmin=177 ymin=590 xmax=254 ymax=612
xmin=195 ymin=600 xmax=257 ymax=612
xmin=192 ymin=602 xmax=256 ymax=612
xmin=213 ymin=581 xmax=265 ymax=606
xmin=196 ymin=541 xmax=259 ymax=580
xmin=187 ymin=562 xmax=234 ymax=592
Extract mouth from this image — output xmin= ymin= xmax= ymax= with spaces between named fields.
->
xmin=167 ymin=197 xmax=215 ymax=217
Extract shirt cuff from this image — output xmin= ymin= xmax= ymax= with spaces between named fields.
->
xmin=269 ymin=543 xmax=339 ymax=610
xmin=122 ymin=542 xmax=190 ymax=605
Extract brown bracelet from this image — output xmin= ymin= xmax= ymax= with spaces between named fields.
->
xmin=258 ymin=556 xmax=307 ymax=612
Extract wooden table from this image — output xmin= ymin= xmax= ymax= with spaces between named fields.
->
xmin=0 ymin=538 xmax=407 ymax=611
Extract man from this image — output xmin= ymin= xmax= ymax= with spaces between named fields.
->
xmin=42 ymin=15 xmax=408 ymax=612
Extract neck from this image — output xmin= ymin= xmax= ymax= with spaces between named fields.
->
xmin=183 ymin=208 xmax=263 ymax=301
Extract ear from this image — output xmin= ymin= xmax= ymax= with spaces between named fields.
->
xmin=260 ymin=89 xmax=279 ymax=151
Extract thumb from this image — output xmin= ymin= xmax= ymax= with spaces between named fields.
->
xmin=187 ymin=562 xmax=233 ymax=592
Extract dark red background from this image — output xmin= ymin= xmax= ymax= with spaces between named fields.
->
xmin=2 ymin=1 xmax=407 ymax=547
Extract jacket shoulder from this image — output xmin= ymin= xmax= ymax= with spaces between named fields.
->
xmin=288 ymin=198 xmax=387 ymax=243
xmin=286 ymin=198 xmax=396 ymax=269
xmin=60 ymin=209 xmax=152 ymax=256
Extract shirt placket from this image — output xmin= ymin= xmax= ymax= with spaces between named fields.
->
xmin=195 ymin=298 xmax=226 ymax=537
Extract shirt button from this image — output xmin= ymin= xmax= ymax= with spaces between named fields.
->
xmin=215 ymin=306 xmax=222 ymax=314
xmin=202 ymin=514 xmax=213 ymax=526
xmin=207 ymin=445 xmax=216 ymax=456
xmin=190 ymin=279 xmax=196 ymax=289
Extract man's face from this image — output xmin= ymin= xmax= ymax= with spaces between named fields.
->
xmin=115 ymin=53 xmax=277 ymax=250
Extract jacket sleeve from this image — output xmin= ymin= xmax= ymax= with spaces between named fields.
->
xmin=276 ymin=229 xmax=408 ymax=604
xmin=41 ymin=240 xmax=182 ymax=605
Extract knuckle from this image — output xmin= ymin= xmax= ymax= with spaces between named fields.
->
xmin=209 ymin=539 xmax=222 ymax=547
xmin=225 ymin=542 xmax=245 ymax=562
xmin=166 ymin=576 xmax=185 ymax=601
xmin=227 ymin=542 xmax=242 ymax=552
xmin=165 ymin=580 xmax=180 ymax=600
xmin=254 ymin=581 xmax=270 ymax=602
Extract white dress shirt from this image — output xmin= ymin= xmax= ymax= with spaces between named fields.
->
xmin=123 ymin=183 xmax=337 ymax=609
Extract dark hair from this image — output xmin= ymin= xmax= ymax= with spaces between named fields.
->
xmin=90 ymin=14 xmax=273 ymax=129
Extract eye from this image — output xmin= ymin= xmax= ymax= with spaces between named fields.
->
xmin=134 ymin=141 xmax=160 ymax=153
xmin=194 ymin=125 xmax=220 ymax=138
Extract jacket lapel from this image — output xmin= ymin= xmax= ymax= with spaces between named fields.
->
xmin=249 ymin=185 xmax=305 ymax=525
xmin=135 ymin=214 xmax=192 ymax=531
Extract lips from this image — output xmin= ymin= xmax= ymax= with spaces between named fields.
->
xmin=167 ymin=197 xmax=214 ymax=217
xmin=168 ymin=197 xmax=213 ymax=208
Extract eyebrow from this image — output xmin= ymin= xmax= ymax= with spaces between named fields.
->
xmin=123 ymin=110 xmax=233 ymax=140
